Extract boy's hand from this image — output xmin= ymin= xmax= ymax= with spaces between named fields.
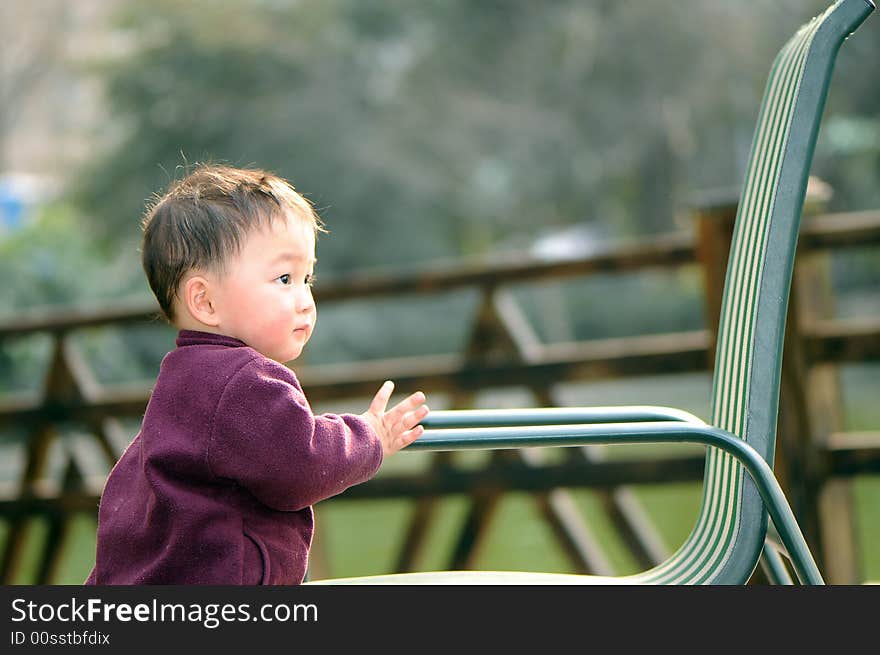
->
xmin=361 ymin=381 xmax=429 ymax=457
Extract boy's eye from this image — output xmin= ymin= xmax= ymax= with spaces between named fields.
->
xmin=276 ymin=274 xmax=291 ymax=285
xmin=305 ymin=273 xmax=316 ymax=287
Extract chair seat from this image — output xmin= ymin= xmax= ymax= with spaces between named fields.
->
xmin=306 ymin=570 xmax=630 ymax=585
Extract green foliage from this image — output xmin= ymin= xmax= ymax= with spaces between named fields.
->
xmin=68 ymin=0 xmax=880 ymax=278
xmin=0 ymin=203 xmax=145 ymax=310
xmin=0 ymin=201 xmax=183 ymax=398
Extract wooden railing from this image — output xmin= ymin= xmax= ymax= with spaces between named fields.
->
xmin=0 ymin=198 xmax=878 ymax=584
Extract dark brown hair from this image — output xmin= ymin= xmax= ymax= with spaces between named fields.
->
xmin=141 ymin=164 xmax=324 ymax=322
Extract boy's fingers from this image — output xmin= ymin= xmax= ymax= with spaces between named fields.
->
xmin=400 ymin=406 xmax=430 ymax=430
xmin=369 ymin=380 xmax=394 ymax=414
xmin=388 ymin=391 xmax=426 ymax=420
xmin=397 ymin=425 xmax=424 ymax=449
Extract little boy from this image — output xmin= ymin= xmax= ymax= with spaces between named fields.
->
xmin=85 ymin=164 xmax=429 ymax=585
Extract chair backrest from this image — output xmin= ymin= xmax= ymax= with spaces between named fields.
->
xmin=635 ymin=0 xmax=874 ymax=584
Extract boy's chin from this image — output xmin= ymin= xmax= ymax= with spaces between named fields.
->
xmin=271 ymin=346 xmax=303 ymax=364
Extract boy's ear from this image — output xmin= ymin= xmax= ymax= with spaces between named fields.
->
xmin=181 ymin=275 xmax=220 ymax=327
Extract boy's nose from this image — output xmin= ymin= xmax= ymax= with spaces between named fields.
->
xmin=296 ymin=291 xmax=315 ymax=314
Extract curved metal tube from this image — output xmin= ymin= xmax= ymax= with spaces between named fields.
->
xmin=409 ymin=419 xmax=823 ymax=584
xmin=761 ymin=539 xmax=796 ymax=585
xmin=421 ymin=405 xmax=705 ymax=428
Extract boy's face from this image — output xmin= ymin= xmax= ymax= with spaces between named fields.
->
xmin=210 ymin=212 xmax=317 ymax=363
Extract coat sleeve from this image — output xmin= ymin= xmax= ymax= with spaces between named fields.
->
xmin=206 ymin=357 xmax=383 ymax=512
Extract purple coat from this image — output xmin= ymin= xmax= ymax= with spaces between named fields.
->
xmin=84 ymin=330 xmax=382 ymax=585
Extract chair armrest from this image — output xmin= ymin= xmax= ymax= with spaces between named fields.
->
xmin=409 ymin=420 xmax=822 ymax=584
xmin=421 ymin=405 xmax=706 ymax=429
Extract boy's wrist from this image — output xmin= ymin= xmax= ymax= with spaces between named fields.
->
xmin=359 ymin=411 xmax=383 ymax=441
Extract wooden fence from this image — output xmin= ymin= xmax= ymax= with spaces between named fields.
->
xmin=0 ymin=197 xmax=878 ymax=584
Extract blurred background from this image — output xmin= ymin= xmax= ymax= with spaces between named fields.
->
xmin=0 ymin=0 xmax=878 ymax=583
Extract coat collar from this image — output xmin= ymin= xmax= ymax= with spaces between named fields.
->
xmin=176 ymin=329 xmax=248 ymax=349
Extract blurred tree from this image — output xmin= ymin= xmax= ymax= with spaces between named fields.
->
xmin=66 ymin=0 xmax=880 ymax=277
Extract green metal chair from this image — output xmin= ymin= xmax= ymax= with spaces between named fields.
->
xmin=308 ymin=0 xmax=875 ymax=585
